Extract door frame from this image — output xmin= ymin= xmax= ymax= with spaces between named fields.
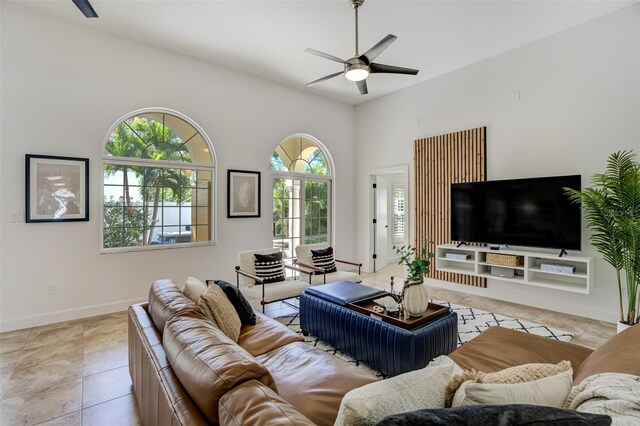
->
xmin=368 ymin=164 xmax=410 ymax=273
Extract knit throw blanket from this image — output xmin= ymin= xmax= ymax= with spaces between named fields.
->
xmin=564 ymin=373 xmax=640 ymax=425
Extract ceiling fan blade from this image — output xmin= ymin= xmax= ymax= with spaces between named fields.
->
xmin=305 ymin=48 xmax=347 ymax=64
xmin=72 ymin=0 xmax=98 ymax=18
xmin=356 ymin=80 xmax=368 ymax=96
xmin=370 ymin=63 xmax=419 ymax=75
xmin=307 ymin=71 xmax=345 ymax=87
xmin=360 ymin=34 xmax=397 ymax=64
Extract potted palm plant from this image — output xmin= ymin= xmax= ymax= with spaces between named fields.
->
xmin=393 ymin=238 xmax=435 ymax=316
xmin=566 ymin=151 xmax=640 ymax=331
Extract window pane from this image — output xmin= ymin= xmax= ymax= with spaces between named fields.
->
xmin=272 ymin=136 xmax=329 ymax=176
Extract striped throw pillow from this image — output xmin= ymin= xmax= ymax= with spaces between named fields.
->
xmin=254 ymin=252 xmax=285 ymax=284
xmin=311 ymin=247 xmax=337 ymax=273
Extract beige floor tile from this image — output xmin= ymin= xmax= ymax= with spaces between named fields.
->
xmin=83 ymin=312 xmax=127 ymax=336
xmin=82 ymin=366 xmax=132 ymax=408
xmin=584 ymin=319 xmax=617 ymax=337
xmin=0 ymin=329 xmax=32 ymax=342
xmin=35 ymin=411 xmax=81 ymax=426
xmin=83 ymin=344 xmax=128 ymax=377
xmin=83 ymin=327 xmax=127 ymax=355
xmin=1 ymin=366 xmax=14 ymax=392
xmin=2 ymin=356 xmax=83 ymax=400
xmin=15 ymin=337 xmax=84 ymax=370
xmin=24 ymin=323 xmax=84 ymax=350
xmin=532 ymin=310 xmax=591 ymax=335
xmin=1 ymin=350 xmax=22 ymax=370
xmin=1 ymin=334 xmax=29 ymax=354
xmin=0 ymin=379 xmax=81 ymax=426
xmin=571 ymin=333 xmax=611 ymax=350
xmin=81 ymin=394 xmax=140 ymax=426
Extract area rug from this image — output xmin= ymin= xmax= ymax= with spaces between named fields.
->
xmin=274 ymin=300 xmax=573 ymax=377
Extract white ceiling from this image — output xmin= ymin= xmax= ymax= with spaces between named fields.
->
xmin=12 ymin=0 xmax=636 ymax=105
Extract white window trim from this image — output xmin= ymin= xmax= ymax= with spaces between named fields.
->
xmin=99 ymin=107 xmax=217 ymax=254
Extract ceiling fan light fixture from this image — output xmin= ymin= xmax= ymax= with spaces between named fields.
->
xmin=345 ymin=64 xmax=369 ymax=81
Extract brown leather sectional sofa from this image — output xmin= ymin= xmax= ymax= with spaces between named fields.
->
xmin=128 ymin=280 xmax=378 ymax=426
xmin=129 ymin=279 xmax=640 ymax=425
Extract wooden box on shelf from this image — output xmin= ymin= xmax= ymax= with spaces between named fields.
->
xmin=486 ymin=252 xmax=524 ymax=267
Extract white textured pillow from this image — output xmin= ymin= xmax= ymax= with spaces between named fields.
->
xmin=334 ymin=356 xmax=463 ymax=426
xmin=183 ymin=276 xmax=207 ymax=303
xmin=452 ymin=369 xmax=573 ymax=408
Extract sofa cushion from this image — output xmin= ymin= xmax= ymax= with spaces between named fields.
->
xmin=449 ymin=327 xmax=592 ymax=379
xmin=183 ymin=276 xmax=208 ymax=303
xmin=163 ymin=310 xmax=277 ymax=425
xmin=237 ymin=312 xmax=304 ymax=357
xmin=311 ymin=246 xmax=337 ymax=273
xmin=254 ymin=252 xmax=286 ymax=284
xmin=238 ymin=248 xmax=281 ymax=287
xmin=198 ymin=284 xmax=242 ymax=342
xmin=219 ymin=380 xmax=316 ymax=426
xmin=256 ymin=341 xmax=378 ymax=426
xmin=445 ymin=360 xmax=572 ymax=407
xmin=147 ymin=279 xmax=202 ymax=335
xmin=375 ymin=404 xmax=612 ymax=426
xmin=334 ymin=356 xmax=462 ymax=426
xmin=212 ymin=280 xmax=256 ymax=325
xmin=451 ymin=369 xmax=573 ymax=408
xmin=573 ymin=324 xmax=640 ymax=384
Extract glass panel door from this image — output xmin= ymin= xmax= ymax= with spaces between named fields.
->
xmin=305 ymin=180 xmax=329 ymax=244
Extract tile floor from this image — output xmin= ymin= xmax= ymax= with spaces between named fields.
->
xmin=0 ymin=264 xmax=617 ymax=425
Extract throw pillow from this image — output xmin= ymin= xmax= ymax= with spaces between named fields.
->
xmin=445 ymin=360 xmax=572 ymax=407
xmin=211 ymin=279 xmax=257 ymax=326
xmin=198 ymin=285 xmax=242 ymax=342
xmin=183 ymin=276 xmax=208 ymax=303
xmin=334 ymin=356 xmax=463 ymax=426
xmin=451 ymin=369 xmax=573 ymax=408
xmin=254 ymin=252 xmax=285 ymax=284
xmin=311 ymin=246 xmax=337 ymax=273
xmin=375 ymin=404 xmax=612 ymax=426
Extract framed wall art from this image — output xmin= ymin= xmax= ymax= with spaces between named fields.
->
xmin=227 ymin=169 xmax=260 ymax=218
xmin=26 ymin=154 xmax=89 ymax=223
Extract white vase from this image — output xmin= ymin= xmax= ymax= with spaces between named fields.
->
xmin=403 ymin=282 xmax=429 ymax=317
xmin=617 ymin=321 xmax=632 ymax=334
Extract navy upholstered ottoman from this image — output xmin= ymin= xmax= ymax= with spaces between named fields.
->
xmin=299 ymin=281 xmax=458 ymax=377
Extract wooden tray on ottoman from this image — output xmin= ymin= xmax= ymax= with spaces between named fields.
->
xmin=348 ymin=295 xmax=450 ymax=330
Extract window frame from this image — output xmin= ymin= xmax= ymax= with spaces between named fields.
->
xmin=270 ymin=134 xmax=335 ymax=255
xmin=100 ymin=107 xmax=217 ymax=253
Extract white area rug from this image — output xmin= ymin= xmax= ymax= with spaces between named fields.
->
xmin=274 ymin=301 xmax=572 ymax=376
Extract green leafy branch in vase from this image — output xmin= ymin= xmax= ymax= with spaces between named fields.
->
xmin=393 ymin=238 xmax=435 ymax=285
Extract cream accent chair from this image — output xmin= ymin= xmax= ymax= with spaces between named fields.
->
xmin=236 ymin=248 xmax=313 ymax=312
xmin=294 ymin=243 xmax=363 ymax=285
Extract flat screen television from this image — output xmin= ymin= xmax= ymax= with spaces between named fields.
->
xmin=451 ymin=175 xmax=582 ymax=250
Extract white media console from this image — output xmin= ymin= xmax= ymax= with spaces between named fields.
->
xmin=435 ymin=244 xmax=594 ymax=294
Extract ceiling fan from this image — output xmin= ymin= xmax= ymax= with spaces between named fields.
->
xmin=72 ymin=0 xmax=98 ymax=18
xmin=305 ymin=0 xmax=418 ymax=95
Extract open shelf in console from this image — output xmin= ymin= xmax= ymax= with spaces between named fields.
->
xmin=435 ymin=244 xmax=593 ymax=294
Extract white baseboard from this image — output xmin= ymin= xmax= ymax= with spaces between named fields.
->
xmin=0 ymin=297 xmax=146 ymax=332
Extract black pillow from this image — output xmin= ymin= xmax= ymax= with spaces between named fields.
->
xmin=210 ymin=280 xmax=256 ymax=326
xmin=311 ymin=247 xmax=337 ymax=274
xmin=375 ymin=404 xmax=612 ymax=426
xmin=254 ymin=252 xmax=285 ymax=284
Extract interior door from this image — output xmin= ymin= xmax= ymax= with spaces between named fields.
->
xmin=375 ymin=176 xmax=389 ymax=270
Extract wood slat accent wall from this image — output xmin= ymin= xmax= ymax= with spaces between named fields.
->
xmin=414 ymin=127 xmax=487 ymax=287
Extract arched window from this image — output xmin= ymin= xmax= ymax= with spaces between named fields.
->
xmin=102 ymin=109 xmax=215 ymax=251
xmin=271 ymin=135 xmax=333 ymax=258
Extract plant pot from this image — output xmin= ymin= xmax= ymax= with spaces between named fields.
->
xmin=617 ymin=321 xmax=633 ymax=334
xmin=403 ymin=281 xmax=429 ymax=317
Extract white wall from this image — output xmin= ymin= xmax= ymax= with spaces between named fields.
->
xmin=0 ymin=4 xmax=356 ymax=331
xmin=354 ymin=5 xmax=640 ymax=322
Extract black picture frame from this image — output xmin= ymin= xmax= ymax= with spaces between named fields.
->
xmin=227 ymin=169 xmax=261 ymax=218
xmin=25 ymin=154 xmax=90 ymax=223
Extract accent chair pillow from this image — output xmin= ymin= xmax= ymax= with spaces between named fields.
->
xmin=198 ymin=284 xmax=242 ymax=342
xmin=254 ymin=252 xmax=285 ymax=284
xmin=212 ymin=280 xmax=257 ymax=326
xmin=375 ymin=404 xmax=612 ymax=426
xmin=183 ymin=276 xmax=208 ymax=304
xmin=311 ymin=246 xmax=337 ymax=274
